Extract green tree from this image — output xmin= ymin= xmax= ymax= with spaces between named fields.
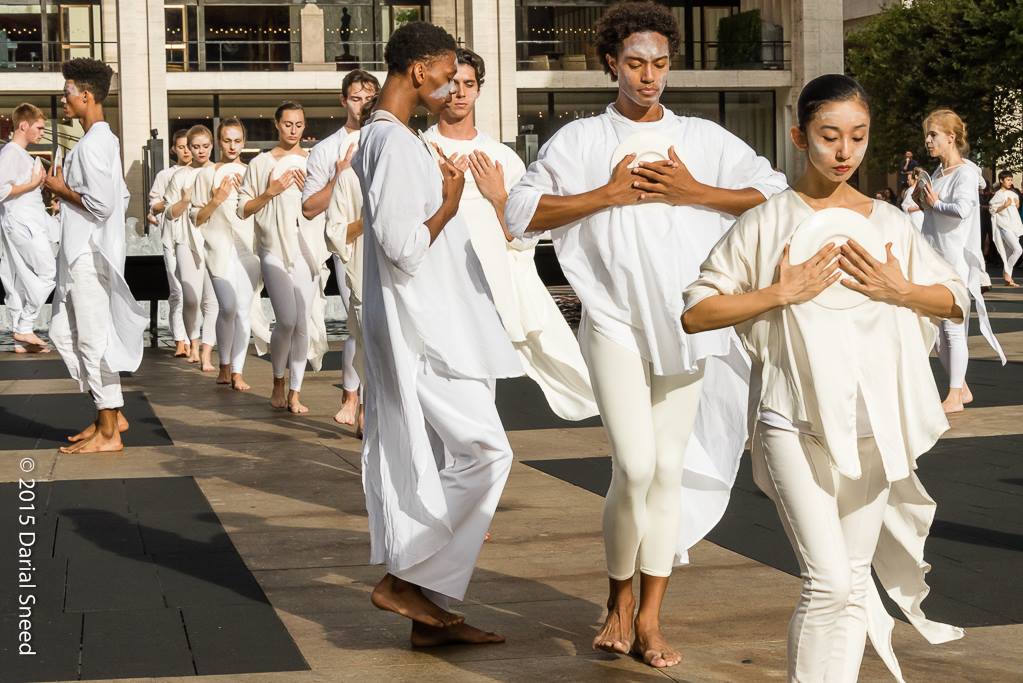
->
xmin=846 ymin=0 xmax=1023 ymax=175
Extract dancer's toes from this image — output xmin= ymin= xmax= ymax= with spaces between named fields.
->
xmin=410 ymin=621 xmax=505 ymax=648
xmin=333 ymin=397 xmax=358 ymax=426
xmin=593 ymin=602 xmax=635 ymax=655
xmin=173 ymin=342 xmax=190 ymax=358
xmin=962 ymin=383 xmax=974 ymax=405
xmin=67 ymin=421 xmax=98 ymax=443
xmin=13 ymin=343 xmax=27 ymax=354
xmin=941 ymin=397 xmax=964 ymax=414
xmin=288 ymin=391 xmax=309 ymax=414
xmin=270 ymin=380 xmax=288 ymax=409
xmin=371 ymin=574 xmax=464 ymax=628
xmin=231 ymin=374 xmax=250 ymax=392
xmin=631 ymin=625 xmax=682 ymax=669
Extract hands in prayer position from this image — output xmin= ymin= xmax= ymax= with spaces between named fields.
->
xmin=771 ymin=242 xmax=841 ymax=305
xmin=467 ymin=150 xmax=506 ymax=206
xmin=631 ymin=147 xmax=706 ymax=206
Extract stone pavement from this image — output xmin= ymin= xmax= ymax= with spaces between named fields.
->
xmin=0 ymin=284 xmax=1020 ymax=683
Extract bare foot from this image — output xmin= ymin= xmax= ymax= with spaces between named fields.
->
xmin=270 ymin=378 xmax=288 ymax=409
xmin=593 ymin=598 xmax=635 ymax=655
xmin=68 ymin=412 xmax=129 ymax=442
xmin=371 ymin=574 xmax=464 ymax=628
xmin=173 ymin=340 xmax=190 ymax=357
xmin=333 ymin=389 xmax=360 ymax=425
xmin=216 ymin=365 xmax=232 ymax=384
xmin=231 ymin=373 xmax=250 ymax=392
xmin=200 ymin=344 xmax=215 ymax=371
xmin=1004 ymin=274 xmax=1020 ymax=287
xmin=942 ymin=396 xmax=964 ymax=414
xmin=13 ymin=343 xmax=27 ymax=354
xmin=631 ymin=620 xmax=682 ymax=669
xmin=410 ymin=621 xmax=505 ymax=648
xmin=962 ymin=382 xmax=974 ymax=405
xmin=13 ymin=332 xmax=51 ymax=352
xmin=59 ymin=429 xmax=124 ymax=454
xmin=288 ymin=390 xmax=309 ymax=414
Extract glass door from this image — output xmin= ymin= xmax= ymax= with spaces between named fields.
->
xmin=58 ymin=2 xmax=99 ymax=61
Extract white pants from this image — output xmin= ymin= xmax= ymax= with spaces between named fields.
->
xmin=1 ymin=218 xmax=56 ymax=333
xmin=752 ymin=425 xmax=890 ymax=683
xmin=162 ymin=245 xmax=186 ymax=342
xmin=51 ymin=251 xmax=123 ymax=409
xmin=580 ymin=321 xmax=704 ymax=579
xmin=175 ymin=243 xmax=217 ymax=345
xmin=997 ymin=226 xmax=1022 ymax=274
xmin=210 ymin=256 xmax=255 ymax=373
xmin=393 ymin=359 xmax=513 ymax=606
xmin=332 ymin=254 xmax=360 ymax=394
xmin=936 ymin=318 xmax=968 ymax=389
xmin=261 ymin=250 xmax=316 ymax=391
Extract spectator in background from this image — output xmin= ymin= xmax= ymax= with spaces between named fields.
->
xmin=899 ymin=149 xmax=919 ymax=186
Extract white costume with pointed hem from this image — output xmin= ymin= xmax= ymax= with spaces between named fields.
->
xmin=0 ymin=143 xmax=57 ymax=334
xmin=149 ymin=165 xmax=186 ymax=342
xmin=506 ymin=103 xmax=787 ymax=570
xmin=423 ymin=125 xmax=597 ymax=421
xmin=238 ymin=151 xmax=329 ymax=386
xmin=684 ymin=191 xmax=966 ymax=681
xmin=989 ymin=188 xmax=1023 ymax=275
xmin=49 ymin=122 xmax=146 ymax=409
xmin=354 ymin=111 xmax=521 ymax=603
xmin=191 ymin=162 xmax=270 ymax=370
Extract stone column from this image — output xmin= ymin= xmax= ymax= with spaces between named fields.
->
xmin=464 ymin=0 xmax=518 ymax=144
xmin=295 ymin=2 xmax=328 ymax=71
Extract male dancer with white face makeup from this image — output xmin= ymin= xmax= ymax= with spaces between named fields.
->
xmin=0 ymin=103 xmax=57 ymax=353
xmin=302 ymin=69 xmax=379 ymax=430
xmin=45 ymin=58 xmax=147 ymax=453
xmin=353 ymin=21 xmax=521 ymax=647
xmin=506 ymin=0 xmax=787 ymax=669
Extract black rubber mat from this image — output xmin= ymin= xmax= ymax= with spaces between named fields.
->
xmin=0 ymin=477 xmax=309 ymax=682
xmin=496 ymin=376 xmax=601 ymax=430
xmin=524 ymin=433 xmax=1023 ymax=628
xmin=966 ymin=316 xmax=1023 ymax=336
xmin=0 ymin=359 xmax=72 ymax=380
xmin=928 ymin=358 xmax=1023 ymax=408
xmin=0 ymin=391 xmax=172 ymax=450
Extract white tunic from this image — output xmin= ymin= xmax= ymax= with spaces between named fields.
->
xmin=191 ymin=162 xmax=270 ymax=354
xmin=353 ymin=112 xmax=521 ymax=573
xmin=51 ymin=122 xmax=147 ymax=377
xmin=989 ymin=188 xmax=1023 ymax=265
xmin=162 ymin=165 xmax=205 ymax=259
xmin=0 ymin=143 xmax=58 ymax=313
xmin=683 ymin=190 xmax=966 ymax=678
xmin=237 ymin=151 xmax=329 ymax=370
xmin=149 ymin=165 xmax=181 ymax=251
xmin=302 ymin=126 xmax=358 ymax=204
xmin=505 ymin=104 xmax=788 ymax=561
xmin=920 ymin=163 xmax=1005 ymax=362
xmin=899 ymin=187 xmax=924 ymax=231
xmin=325 ymin=165 xmax=364 ymax=303
xmin=423 ymin=125 xmax=597 ymax=421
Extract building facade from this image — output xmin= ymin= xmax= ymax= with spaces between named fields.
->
xmin=0 ymin=0 xmax=844 ymax=238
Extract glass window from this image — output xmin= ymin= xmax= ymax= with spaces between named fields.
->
xmin=724 ymin=91 xmax=775 ymax=164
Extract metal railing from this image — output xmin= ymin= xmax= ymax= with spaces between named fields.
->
xmin=516 ymin=39 xmax=790 ymax=71
xmin=166 ymin=39 xmax=300 ymax=72
xmin=0 ymin=38 xmax=116 ymax=72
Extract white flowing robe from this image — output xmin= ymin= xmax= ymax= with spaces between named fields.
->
xmin=684 ymin=190 xmax=967 ymax=681
xmin=989 ymin=188 xmax=1023 ymax=267
xmin=900 ymin=187 xmax=924 ymax=231
xmin=505 ymin=103 xmax=789 ymax=561
xmin=191 ymin=162 xmax=270 ymax=354
xmin=50 ymin=122 xmax=147 ymax=379
xmin=149 ymin=165 xmax=181 ymax=252
xmin=423 ymin=125 xmax=597 ymax=421
xmin=353 ymin=112 xmax=521 ymax=575
xmin=920 ymin=163 xmax=1005 ymax=363
xmin=0 ymin=143 xmax=57 ymax=324
xmin=162 ymin=165 xmax=205 ymax=259
xmin=237 ymin=151 xmax=329 ymax=370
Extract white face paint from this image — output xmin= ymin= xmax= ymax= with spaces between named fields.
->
xmin=802 ymin=100 xmax=870 ymax=181
xmin=429 ymin=79 xmax=455 ymax=101
xmin=615 ymin=32 xmax=670 ymax=108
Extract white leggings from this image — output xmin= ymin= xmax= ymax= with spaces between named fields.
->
xmin=332 ymin=254 xmax=360 ymax=394
xmin=2 ymin=219 xmax=55 ymax=333
xmin=752 ymin=425 xmax=890 ymax=683
xmin=936 ymin=318 xmax=968 ymax=389
xmin=997 ymin=227 xmax=1022 ymax=274
xmin=175 ymin=243 xmax=217 ymax=345
xmin=580 ymin=322 xmax=704 ymax=579
xmin=260 ymin=250 xmax=315 ymax=391
xmin=162 ymin=246 xmax=186 ymax=342
xmin=210 ymin=257 xmax=256 ymax=374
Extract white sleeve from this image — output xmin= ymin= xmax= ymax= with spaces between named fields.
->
xmin=149 ymin=169 xmax=170 ymax=205
xmin=236 ymin=161 xmax=259 ymax=221
xmin=0 ymin=148 xmax=19 ymax=202
xmin=501 ymin=152 xmax=541 ymax=251
xmin=683 ymin=212 xmax=759 ymax=312
xmin=713 ymin=124 xmax=789 ymax=204
xmin=364 ymin=134 xmax=432 ymax=277
xmin=301 ymin=142 xmax=332 ymax=203
xmin=933 ymin=174 xmax=978 ymax=219
xmin=74 ymin=138 xmax=120 ymax=222
xmin=505 ymin=131 xmax=578 ymax=239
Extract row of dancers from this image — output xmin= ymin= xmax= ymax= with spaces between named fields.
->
xmin=0 ymin=2 xmax=1007 ymax=679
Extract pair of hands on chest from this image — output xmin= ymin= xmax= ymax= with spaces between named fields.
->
xmin=605 ymin=146 xmax=705 ymax=208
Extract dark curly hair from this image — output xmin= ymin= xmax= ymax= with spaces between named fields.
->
xmin=593 ymin=1 xmax=681 ymax=80
xmin=456 ymin=48 xmax=486 ymax=87
xmin=61 ymin=57 xmax=113 ymax=103
xmin=384 ymin=22 xmax=457 ymax=74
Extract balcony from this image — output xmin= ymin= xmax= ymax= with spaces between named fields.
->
xmin=0 ymin=36 xmax=115 ymax=72
xmin=516 ymin=39 xmax=790 ymax=72
xmin=166 ymin=39 xmax=387 ymax=73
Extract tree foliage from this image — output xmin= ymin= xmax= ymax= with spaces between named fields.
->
xmin=846 ymin=0 xmax=1023 ymax=174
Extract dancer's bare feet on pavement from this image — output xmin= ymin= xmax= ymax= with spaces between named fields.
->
xmin=270 ymin=377 xmax=288 ymax=409
xmin=593 ymin=589 xmax=635 ymax=655
xmin=13 ymin=332 xmax=50 ymax=353
xmin=68 ymin=410 xmax=129 ymax=442
xmin=60 ymin=410 xmax=124 ymax=454
xmin=631 ymin=619 xmax=682 ymax=669
xmin=173 ymin=340 xmax=190 ymax=357
xmin=217 ymin=364 xmax=232 ymax=384
xmin=410 ymin=621 xmax=505 ymax=647
xmin=187 ymin=338 xmax=201 ymax=364
xmin=333 ymin=388 xmax=359 ymax=425
xmin=371 ymin=574 xmax=464 ymax=628
xmin=962 ymin=381 xmax=974 ymax=405
xmin=200 ymin=343 xmax=216 ymax=372
xmin=288 ymin=390 xmax=308 ymax=414
xmin=942 ymin=387 xmax=966 ymax=414
xmin=231 ymin=373 xmax=250 ymax=391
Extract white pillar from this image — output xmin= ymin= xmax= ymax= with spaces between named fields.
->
xmin=295 ymin=2 xmax=328 ymax=71
xmin=464 ymin=0 xmax=518 ymax=144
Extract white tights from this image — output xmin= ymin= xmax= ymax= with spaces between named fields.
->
xmin=210 ymin=256 xmax=256 ymax=374
xmin=998 ymin=227 xmax=1022 ymax=275
xmin=936 ymin=318 xmax=968 ymax=389
xmin=176 ymin=243 xmax=217 ymax=345
xmin=580 ymin=321 xmax=704 ymax=579
xmin=260 ymin=251 xmax=315 ymax=391
xmin=332 ymin=254 xmax=360 ymax=394
xmin=752 ymin=425 xmax=890 ymax=683
xmin=162 ymin=246 xmax=186 ymax=342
